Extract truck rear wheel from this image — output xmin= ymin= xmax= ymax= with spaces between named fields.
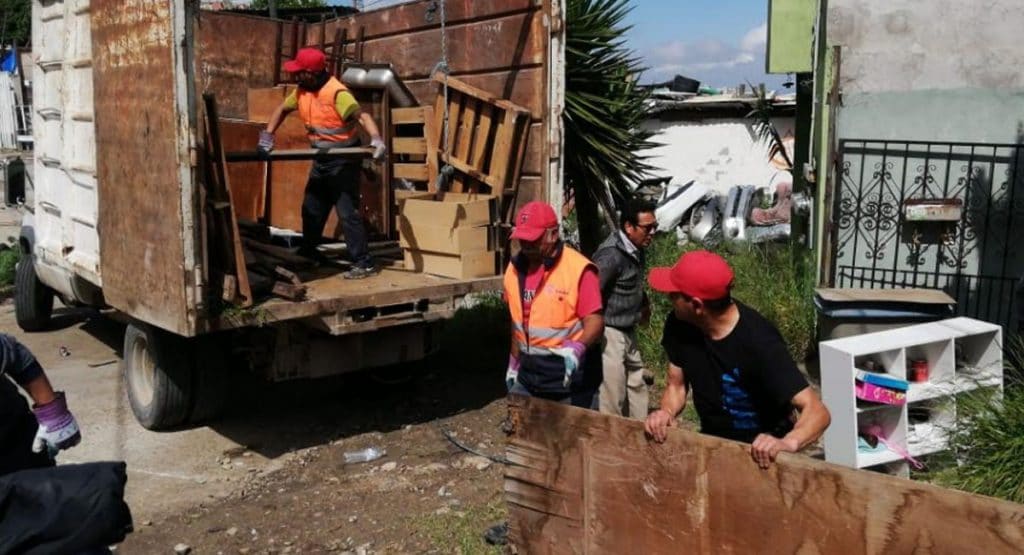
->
xmin=124 ymin=322 xmax=193 ymax=430
xmin=14 ymin=257 xmax=55 ymax=332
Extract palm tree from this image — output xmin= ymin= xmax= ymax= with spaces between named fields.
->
xmin=565 ymin=0 xmax=657 ymax=254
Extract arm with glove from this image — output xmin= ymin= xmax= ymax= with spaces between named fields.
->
xmin=0 ymin=334 xmax=81 ymax=458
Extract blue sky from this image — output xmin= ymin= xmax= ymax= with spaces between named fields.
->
xmin=333 ymin=0 xmax=787 ymax=90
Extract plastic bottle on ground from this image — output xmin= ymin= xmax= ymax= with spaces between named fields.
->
xmin=343 ymin=447 xmax=385 ymax=464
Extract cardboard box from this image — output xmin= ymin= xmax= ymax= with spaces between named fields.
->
xmin=403 ymin=249 xmax=497 ymax=279
xmin=395 ymin=190 xmax=436 ymax=211
xmin=398 ymin=216 xmax=492 ymax=255
xmin=401 ymin=192 xmax=495 ymax=229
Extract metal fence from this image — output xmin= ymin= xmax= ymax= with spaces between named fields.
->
xmin=831 ymin=139 xmax=1024 ymax=329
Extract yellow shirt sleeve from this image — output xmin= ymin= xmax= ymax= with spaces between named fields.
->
xmin=283 ymin=89 xmax=298 ymax=111
xmin=335 ymin=91 xmax=360 ymax=121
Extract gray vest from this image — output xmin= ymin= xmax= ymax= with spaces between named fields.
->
xmin=593 ymin=232 xmax=646 ymax=330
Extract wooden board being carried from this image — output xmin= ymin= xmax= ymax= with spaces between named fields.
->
xmin=505 ymin=396 xmax=1024 ymax=554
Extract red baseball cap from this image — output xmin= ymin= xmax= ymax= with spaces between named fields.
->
xmin=283 ymin=48 xmax=326 ymax=73
xmin=648 ymin=250 xmax=734 ymax=300
xmin=510 ymin=201 xmax=558 ymax=242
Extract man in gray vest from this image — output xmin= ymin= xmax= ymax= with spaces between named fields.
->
xmin=593 ymin=199 xmax=657 ymax=418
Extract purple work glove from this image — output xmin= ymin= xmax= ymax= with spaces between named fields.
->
xmin=258 ymin=130 xmax=275 ymax=153
xmin=506 ymin=354 xmax=520 ymax=391
xmin=550 ymin=339 xmax=586 ymax=388
xmin=32 ymin=391 xmax=81 ymax=456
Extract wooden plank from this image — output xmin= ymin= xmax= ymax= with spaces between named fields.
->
xmin=218 ymin=119 xmax=267 ymax=221
xmin=454 ymin=97 xmax=480 ymax=166
xmin=470 ymin=103 xmax=496 ymax=170
xmin=392 ymin=137 xmax=427 ymax=155
xmin=506 ymin=396 xmax=1024 ymax=554
xmin=204 ymin=94 xmax=253 ymax=308
xmin=432 ymin=73 xmax=531 ymax=116
xmin=489 ymin=110 xmax=519 ymax=190
xmin=393 ymin=163 xmax=429 ymax=181
xmin=445 ymin=93 xmax=462 ymax=157
xmin=391 ymin=106 xmax=426 ymax=124
xmin=404 ymin=67 xmax=544 ymax=119
xmin=247 ymin=86 xmax=293 ymax=122
xmin=439 ymin=153 xmax=502 ymax=190
xmin=423 ymin=105 xmax=439 ymax=189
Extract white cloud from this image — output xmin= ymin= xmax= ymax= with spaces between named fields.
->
xmin=640 ymin=21 xmax=779 ymax=87
xmin=740 ymin=22 xmax=768 ymax=54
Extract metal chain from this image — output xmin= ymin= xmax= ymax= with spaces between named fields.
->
xmin=431 ymin=0 xmax=455 ymax=190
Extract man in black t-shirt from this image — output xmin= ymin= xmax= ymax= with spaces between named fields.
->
xmin=643 ymin=251 xmax=830 ymax=468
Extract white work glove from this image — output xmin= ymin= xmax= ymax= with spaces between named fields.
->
xmin=506 ymin=354 xmax=520 ymax=391
xmin=549 ymin=340 xmax=586 ymax=388
xmin=370 ymin=136 xmax=387 ymax=162
xmin=32 ymin=391 xmax=82 ymax=457
xmin=258 ymin=130 xmax=275 ymax=155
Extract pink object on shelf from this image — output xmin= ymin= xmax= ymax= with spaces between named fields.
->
xmin=855 ymin=379 xmax=907 ymax=406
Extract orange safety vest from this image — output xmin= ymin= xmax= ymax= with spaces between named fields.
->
xmin=297 ymin=76 xmax=358 ymax=148
xmin=503 ymin=246 xmax=595 ymax=356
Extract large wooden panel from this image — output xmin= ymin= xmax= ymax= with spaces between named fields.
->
xmin=92 ymin=0 xmax=191 ymax=335
xmin=506 ymin=396 xmax=1024 ymax=554
xmin=218 ymin=120 xmax=266 ymax=221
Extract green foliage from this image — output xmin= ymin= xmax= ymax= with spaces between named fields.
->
xmin=0 ymin=0 xmax=31 ymax=45
xmin=636 ymin=236 xmax=817 ymax=393
xmin=0 ymin=247 xmax=19 ymax=287
xmin=249 ymin=0 xmax=326 ymax=8
xmin=934 ymin=353 xmax=1024 ymax=502
xmin=565 ymin=0 xmax=658 ymax=253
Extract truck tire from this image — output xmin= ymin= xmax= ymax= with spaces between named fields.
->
xmin=14 ymin=257 xmax=54 ymax=332
xmin=123 ymin=322 xmax=193 ymax=430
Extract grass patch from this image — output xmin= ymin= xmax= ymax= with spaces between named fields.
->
xmin=932 ymin=377 xmax=1024 ymax=503
xmin=415 ymin=498 xmax=506 ymax=554
xmin=637 ymin=236 xmax=817 ymax=422
xmin=0 ymin=247 xmax=19 ymax=288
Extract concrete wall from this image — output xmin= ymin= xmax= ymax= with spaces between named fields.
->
xmin=828 ymin=0 xmax=1024 ymax=143
xmin=767 ymin=0 xmax=816 ymax=74
xmin=639 ymin=116 xmax=795 ymax=196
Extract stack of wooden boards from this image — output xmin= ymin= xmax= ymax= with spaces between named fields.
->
xmin=399 ymin=192 xmax=498 ymax=279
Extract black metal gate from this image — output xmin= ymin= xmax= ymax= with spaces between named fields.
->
xmin=830 ymin=139 xmax=1024 ymax=329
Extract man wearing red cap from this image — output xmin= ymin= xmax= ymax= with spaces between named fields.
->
xmin=260 ymin=47 xmax=386 ymax=279
xmin=502 ymin=201 xmax=604 ymax=408
xmin=644 ymin=251 xmax=830 ymax=469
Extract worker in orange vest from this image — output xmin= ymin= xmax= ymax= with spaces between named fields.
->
xmin=502 ymin=201 xmax=605 ymax=408
xmin=260 ymin=47 xmax=387 ymax=279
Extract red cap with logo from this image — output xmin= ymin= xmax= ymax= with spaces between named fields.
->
xmin=283 ymin=47 xmax=327 ymax=73
xmin=510 ymin=201 xmax=558 ymax=242
xmin=647 ymin=250 xmax=734 ymax=300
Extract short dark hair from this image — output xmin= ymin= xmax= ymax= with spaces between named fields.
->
xmin=620 ymin=198 xmax=657 ymax=229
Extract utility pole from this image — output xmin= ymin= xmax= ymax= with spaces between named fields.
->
xmin=268 ymin=0 xmax=278 ymax=19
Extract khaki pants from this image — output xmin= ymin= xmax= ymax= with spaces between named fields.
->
xmin=598 ymin=327 xmax=649 ymax=418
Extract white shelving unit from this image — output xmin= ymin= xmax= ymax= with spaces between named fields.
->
xmin=820 ymin=317 xmax=1003 ymax=477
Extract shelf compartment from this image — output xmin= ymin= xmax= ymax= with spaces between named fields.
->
xmin=855 ymin=405 xmax=907 ymax=469
xmin=905 ymin=339 xmax=954 ymax=383
xmin=907 ymin=400 xmax=954 ymax=457
xmin=853 ymin=348 xmax=905 ymax=380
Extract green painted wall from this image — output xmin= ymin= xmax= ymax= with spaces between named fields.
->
xmin=766 ymin=0 xmax=817 ymax=74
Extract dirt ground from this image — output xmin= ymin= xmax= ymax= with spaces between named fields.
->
xmin=1 ymin=296 xmax=516 ymax=554
xmin=123 ymin=396 xmax=512 ymax=555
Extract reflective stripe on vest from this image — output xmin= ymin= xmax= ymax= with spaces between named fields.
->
xmin=297 ymin=76 xmax=356 ymax=147
xmin=503 ymin=247 xmax=595 ymax=355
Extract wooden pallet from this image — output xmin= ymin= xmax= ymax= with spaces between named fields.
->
xmin=429 ymin=74 xmax=531 ymax=209
xmin=390 ymin=105 xmax=438 ymax=191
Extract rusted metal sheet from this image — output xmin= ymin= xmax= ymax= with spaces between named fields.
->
xmin=195 ymin=12 xmax=286 ymax=119
xmin=91 ymin=0 xmax=193 ymax=335
xmin=506 ymin=396 xmax=1024 ymax=554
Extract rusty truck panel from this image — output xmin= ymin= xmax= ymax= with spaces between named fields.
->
xmin=91 ymin=0 xmax=197 ymax=336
